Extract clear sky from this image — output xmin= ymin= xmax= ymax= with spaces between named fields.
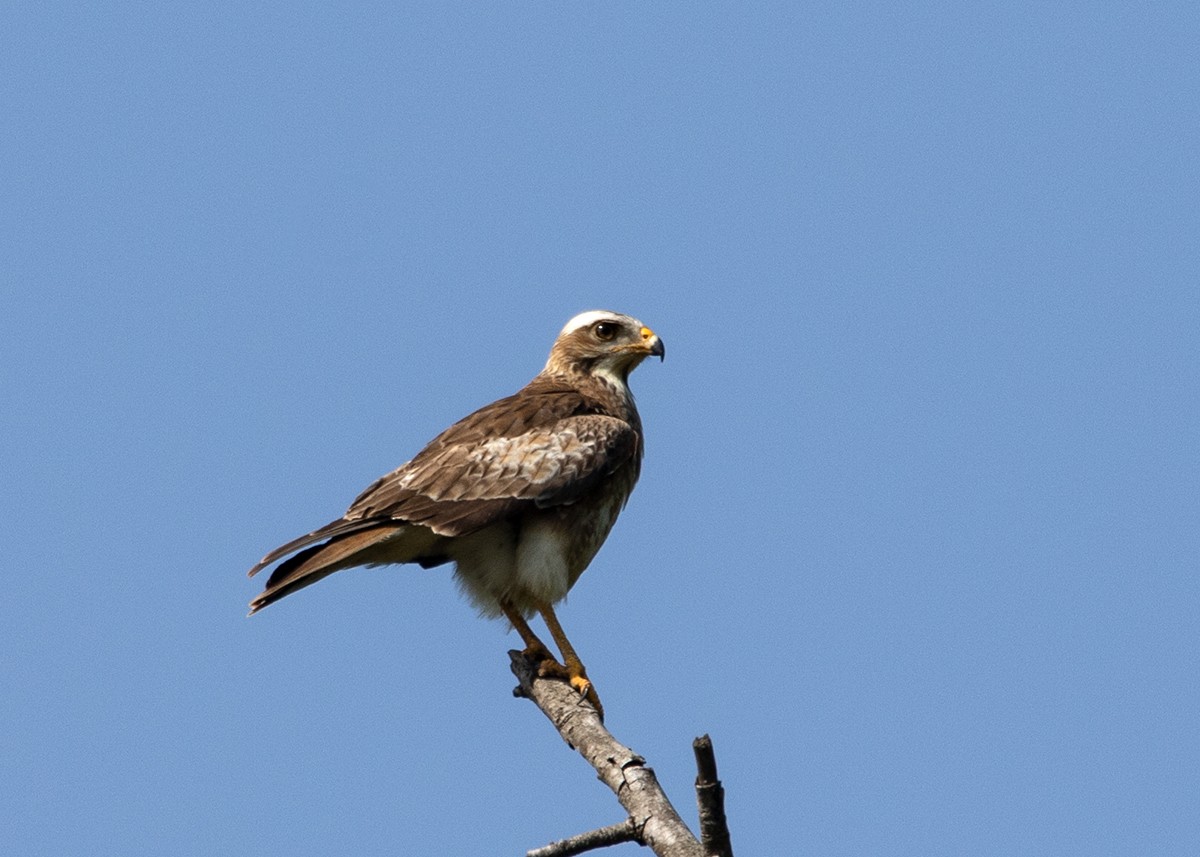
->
xmin=3 ymin=4 xmax=1197 ymax=855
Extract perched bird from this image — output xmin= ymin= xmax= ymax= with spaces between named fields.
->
xmin=248 ymin=310 xmax=664 ymax=717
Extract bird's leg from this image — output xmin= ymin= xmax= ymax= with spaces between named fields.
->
xmin=537 ymin=601 xmax=604 ymax=720
xmin=500 ymin=600 xmax=604 ymax=720
xmin=500 ymin=600 xmax=559 ymax=667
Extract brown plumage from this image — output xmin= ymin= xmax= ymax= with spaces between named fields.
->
xmin=247 ymin=310 xmax=664 ymax=717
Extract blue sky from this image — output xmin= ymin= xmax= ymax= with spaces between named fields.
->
xmin=3 ymin=3 xmax=1197 ymax=855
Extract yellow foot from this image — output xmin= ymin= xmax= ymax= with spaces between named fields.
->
xmin=521 ymin=646 xmax=605 ymax=721
xmin=570 ymin=671 xmax=604 ymax=722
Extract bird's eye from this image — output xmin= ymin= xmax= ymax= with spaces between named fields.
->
xmin=594 ymin=321 xmax=618 ymax=341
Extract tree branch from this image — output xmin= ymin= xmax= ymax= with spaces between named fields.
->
xmin=527 ymin=818 xmax=642 ymax=857
xmin=509 ymin=651 xmax=708 ymax=857
xmin=692 ymin=735 xmax=734 ymax=857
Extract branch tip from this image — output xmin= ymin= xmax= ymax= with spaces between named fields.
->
xmin=692 ymin=734 xmax=734 ymax=857
xmin=527 ymin=818 xmax=641 ymax=857
xmin=692 ymin=734 xmax=719 ymax=784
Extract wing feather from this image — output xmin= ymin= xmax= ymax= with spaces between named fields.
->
xmin=346 ymin=414 xmax=636 ymax=535
xmin=248 ymin=378 xmax=641 ymax=612
xmin=342 ymin=383 xmax=639 ymax=536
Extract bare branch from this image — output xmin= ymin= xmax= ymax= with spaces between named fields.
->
xmin=692 ymin=735 xmax=734 ymax=857
xmin=527 ymin=818 xmax=642 ymax=857
xmin=509 ymin=651 xmax=708 ymax=857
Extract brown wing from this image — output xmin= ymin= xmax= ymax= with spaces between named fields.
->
xmin=345 ymin=400 xmax=639 ymax=535
xmin=248 ymin=380 xmax=638 ymax=612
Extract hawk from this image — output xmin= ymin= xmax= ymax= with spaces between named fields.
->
xmin=248 ymin=310 xmax=664 ymax=717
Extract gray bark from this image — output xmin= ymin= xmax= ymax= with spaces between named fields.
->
xmin=510 ymin=651 xmax=730 ymax=857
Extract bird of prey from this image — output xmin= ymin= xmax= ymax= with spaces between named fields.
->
xmin=248 ymin=310 xmax=664 ymax=717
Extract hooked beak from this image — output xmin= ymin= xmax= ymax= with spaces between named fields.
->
xmin=640 ymin=327 xmax=665 ymax=362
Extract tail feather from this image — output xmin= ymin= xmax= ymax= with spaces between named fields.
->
xmin=248 ymin=524 xmax=412 ymax=614
xmin=248 ymin=518 xmax=386 ymax=578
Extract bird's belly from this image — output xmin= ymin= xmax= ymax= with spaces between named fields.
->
xmin=445 ymin=501 xmax=626 ymax=618
xmin=506 ymin=497 xmax=622 ymax=612
xmin=513 ymin=516 xmax=575 ymax=608
xmin=445 ymin=523 xmax=519 ymax=618
xmin=447 ymin=463 xmax=636 ymax=618
xmin=445 ymin=516 xmax=592 ymax=615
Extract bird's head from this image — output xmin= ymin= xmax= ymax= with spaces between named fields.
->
xmin=544 ymin=310 xmax=665 ymax=386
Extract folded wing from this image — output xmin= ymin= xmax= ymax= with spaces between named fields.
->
xmin=248 ymin=398 xmax=638 ymax=613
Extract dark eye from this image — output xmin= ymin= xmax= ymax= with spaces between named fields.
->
xmin=593 ymin=321 xmax=619 ymax=341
